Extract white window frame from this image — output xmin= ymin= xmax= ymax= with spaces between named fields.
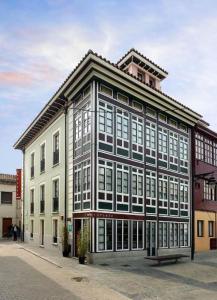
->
xmin=97 ymin=219 xmax=113 ymax=252
xmin=99 ymin=84 xmax=113 ymax=97
xmin=169 ymin=177 xmax=179 ymax=212
xmin=39 ymin=182 xmax=45 ymax=214
xmin=132 ymin=220 xmax=144 ymax=250
xmin=146 ymin=171 xmax=157 ymax=212
xmin=52 ymin=176 xmax=60 ymax=213
xmin=159 ymin=222 xmax=169 ymax=248
xmin=180 ymin=223 xmax=189 ymax=247
xmin=40 ymin=141 xmax=46 ymax=173
xmin=52 ymin=218 xmax=58 ymax=245
xmin=82 ymin=160 xmax=91 ymax=209
xmin=158 ymin=174 xmax=168 ymax=213
xmin=170 ymin=222 xmax=179 ymax=248
xmin=74 ymin=164 xmax=82 ymax=209
xmin=52 ymin=129 xmax=60 ymax=166
xmin=132 ymin=168 xmax=144 ymax=210
xmin=98 ymin=101 xmax=113 ymax=137
xmin=116 ymin=220 xmax=129 ymax=251
xmin=97 ymin=160 xmax=113 ymax=210
xmin=116 ymin=164 xmax=129 ymax=210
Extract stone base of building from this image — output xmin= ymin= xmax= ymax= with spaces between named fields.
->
xmin=86 ymin=247 xmax=191 ymax=264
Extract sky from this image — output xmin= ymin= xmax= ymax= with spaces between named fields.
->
xmin=1 ymin=0 xmax=217 ymax=174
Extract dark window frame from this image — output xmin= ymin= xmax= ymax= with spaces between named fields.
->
xmin=1 ymin=192 xmax=13 ymax=205
xmin=197 ymin=220 xmax=204 ymax=237
xmin=208 ymin=221 xmax=214 ymax=237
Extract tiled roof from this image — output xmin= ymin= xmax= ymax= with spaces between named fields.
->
xmin=89 ymin=50 xmax=201 ymax=117
xmin=14 ymin=49 xmax=203 ymax=150
xmin=116 ymin=48 xmax=169 ymax=75
xmin=0 ymin=174 xmax=16 ymax=184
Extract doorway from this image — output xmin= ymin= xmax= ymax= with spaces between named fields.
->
xmin=146 ymin=221 xmax=157 ymax=256
xmin=2 ymin=218 xmax=12 ymax=238
xmin=74 ymin=218 xmax=90 ymax=256
xmin=74 ymin=219 xmax=81 ymax=257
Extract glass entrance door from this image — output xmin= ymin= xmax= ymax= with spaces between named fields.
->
xmin=146 ymin=221 xmax=156 ymax=256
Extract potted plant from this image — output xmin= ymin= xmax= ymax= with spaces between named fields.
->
xmin=77 ymin=224 xmax=89 ymax=264
xmin=62 ymin=224 xmax=70 ymax=257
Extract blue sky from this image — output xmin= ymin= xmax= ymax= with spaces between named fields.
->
xmin=1 ymin=0 xmax=217 ymax=174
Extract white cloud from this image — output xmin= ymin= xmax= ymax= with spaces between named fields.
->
xmin=2 ymin=0 xmax=217 ymax=173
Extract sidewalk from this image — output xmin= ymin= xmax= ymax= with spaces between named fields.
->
xmin=19 ymin=242 xmax=77 ymax=269
xmin=11 ymin=241 xmax=217 ymax=300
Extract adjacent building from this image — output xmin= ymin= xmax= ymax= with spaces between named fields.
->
xmin=194 ymin=123 xmax=217 ymax=252
xmin=0 ymin=173 xmax=21 ymax=238
xmin=14 ymin=49 xmax=203 ymax=259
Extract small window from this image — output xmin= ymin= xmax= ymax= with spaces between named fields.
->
xmin=132 ymin=101 xmax=143 ymax=112
xmin=1 ymin=192 xmax=12 ymax=204
xmin=100 ymin=85 xmax=113 ymax=97
xmin=137 ymin=72 xmax=143 ymax=81
xmin=53 ymin=179 xmax=59 ymax=212
xmin=209 ymin=221 xmax=214 ymax=237
xmin=40 ymin=143 xmax=45 ymax=173
xmin=83 ymin=85 xmax=91 ymax=98
xmin=149 ymin=76 xmax=156 ymax=88
xmin=168 ymin=119 xmax=177 ymax=128
xmin=117 ymin=93 xmax=129 ymax=104
xmin=159 ymin=113 xmax=167 ymax=123
xmin=197 ymin=220 xmax=204 ymax=237
xmin=179 ymin=123 xmax=188 ymax=132
xmin=30 ymin=153 xmax=34 ymax=178
xmin=53 ymin=132 xmax=59 ymax=165
xmin=146 ymin=107 xmax=156 ymax=118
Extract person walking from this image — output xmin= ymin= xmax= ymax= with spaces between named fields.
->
xmin=13 ymin=225 xmax=17 ymax=241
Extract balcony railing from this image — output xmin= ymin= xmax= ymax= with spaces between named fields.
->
xmin=40 ymin=200 xmax=45 ymax=213
xmin=30 ymin=202 xmax=34 ymax=214
xmin=40 ymin=159 xmax=45 ymax=173
xmin=53 ymin=197 xmax=59 ymax=212
xmin=31 ymin=166 xmax=34 ymax=178
xmin=53 ymin=150 xmax=59 ymax=165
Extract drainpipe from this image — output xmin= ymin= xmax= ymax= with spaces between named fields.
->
xmin=64 ymin=102 xmax=68 ymax=230
xmin=22 ymin=149 xmax=25 ymax=242
xmin=191 ymin=127 xmax=195 ymax=260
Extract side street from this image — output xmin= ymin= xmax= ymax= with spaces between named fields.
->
xmin=2 ymin=240 xmax=217 ymax=300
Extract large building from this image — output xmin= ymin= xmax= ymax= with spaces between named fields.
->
xmin=0 ymin=173 xmax=21 ymax=238
xmin=14 ymin=49 xmax=203 ymax=260
xmin=194 ymin=124 xmax=217 ymax=252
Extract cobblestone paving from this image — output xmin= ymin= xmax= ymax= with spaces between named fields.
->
xmin=3 ymin=241 xmax=217 ymax=300
xmin=0 ymin=256 xmax=79 ymax=300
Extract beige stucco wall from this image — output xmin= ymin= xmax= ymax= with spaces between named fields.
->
xmin=195 ymin=210 xmax=216 ymax=252
xmin=0 ymin=182 xmax=21 ymax=238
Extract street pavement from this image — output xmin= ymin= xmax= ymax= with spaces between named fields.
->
xmin=2 ymin=241 xmax=217 ymax=299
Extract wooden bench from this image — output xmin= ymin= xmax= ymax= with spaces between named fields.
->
xmin=145 ymin=254 xmax=189 ymax=265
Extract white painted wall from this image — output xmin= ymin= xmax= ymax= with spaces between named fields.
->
xmin=24 ymin=113 xmax=66 ymax=252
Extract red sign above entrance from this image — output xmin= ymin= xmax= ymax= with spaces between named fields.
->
xmin=16 ymin=169 xmax=22 ymax=200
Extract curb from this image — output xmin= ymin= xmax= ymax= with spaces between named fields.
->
xmin=20 ymin=246 xmax=63 ymax=268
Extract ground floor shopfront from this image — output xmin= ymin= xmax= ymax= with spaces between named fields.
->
xmin=72 ymin=212 xmax=191 ymax=260
xmin=195 ymin=210 xmax=217 ymax=252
